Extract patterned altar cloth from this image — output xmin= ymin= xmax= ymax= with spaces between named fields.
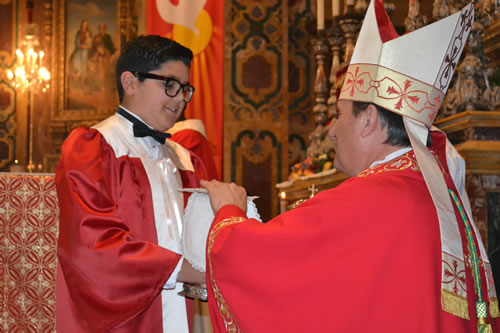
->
xmin=0 ymin=173 xmax=58 ymax=332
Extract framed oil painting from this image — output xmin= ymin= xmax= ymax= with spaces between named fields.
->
xmin=51 ymin=0 xmax=138 ymax=122
xmin=65 ymin=0 xmax=119 ymax=110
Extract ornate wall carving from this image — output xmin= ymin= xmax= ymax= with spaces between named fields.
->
xmin=223 ymin=1 xmax=317 ymax=220
xmin=224 ymin=0 xmax=293 ymax=220
xmin=288 ymin=1 xmax=315 ymax=169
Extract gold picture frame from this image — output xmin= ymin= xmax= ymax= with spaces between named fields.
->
xmin=50 ymin=0 xmax=138 ymax=123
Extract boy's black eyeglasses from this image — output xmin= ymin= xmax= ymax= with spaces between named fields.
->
xmin=133 ymin=72 xmax=195 ymax=103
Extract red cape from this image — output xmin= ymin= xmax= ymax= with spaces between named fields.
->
xmin=170 ymin=127 xmax=219 ymax=181
xmin=206 ymin=132 xmax=499 ymax=332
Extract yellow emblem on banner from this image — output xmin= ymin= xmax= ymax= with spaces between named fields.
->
xmin=173 ymin=9 xmax=212 ymax=55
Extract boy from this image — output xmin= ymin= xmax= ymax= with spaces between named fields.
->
xmin=56 ymin=35 xmax=206 ymax=333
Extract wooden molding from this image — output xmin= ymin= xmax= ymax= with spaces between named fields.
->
xmin=455 ymin=140 xmax=500 ymax=175
xmin=436 ymin=111 xmax=500 ymax=175
xmin=434 ymin=111 xmax=500 ymax=134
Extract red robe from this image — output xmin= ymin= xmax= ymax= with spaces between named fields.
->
xmin=169 ymin=119 xmax=219 ymax=181
xmin=206 ymin=132 xmax=499 ymax=332
xmin=56 ymin=127 xmax=206 ymax=332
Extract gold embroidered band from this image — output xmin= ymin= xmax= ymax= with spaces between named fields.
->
xmin=339 ymin=63 xmax=444 ymax=127
xmin=490 ymin=298 xmax=499 ymax=318
xmin=442 ymin=288 xmax=470 ymax=320
xmin=485 ymin=263 xmax=500 ymax=318
xmin=207 ymin=217 xmax=246 ymax=333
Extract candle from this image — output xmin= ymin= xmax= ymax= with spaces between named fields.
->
xmin=332 ymin=0 xmax=340 ymax=16
xmin=280 ymin=192 xmax=288 ymax=214
xmin=16 ymin=49 xmax=24 ymax=65
xmin=317 ymin=0 xmax=325 ymax=30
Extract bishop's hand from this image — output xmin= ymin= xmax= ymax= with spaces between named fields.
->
xmin=200 ymin=179 xmax=247 ymax=214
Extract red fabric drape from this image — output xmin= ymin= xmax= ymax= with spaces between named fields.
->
xmin=147 ymin=0 xmax=224 ymax=180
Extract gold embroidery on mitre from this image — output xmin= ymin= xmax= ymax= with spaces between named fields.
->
xmin=442 ymin=288 xmax=470 ymax=320
xmin=358 ymin=152 xmax=419 ymax=178
xmin=208 ymin=217 xmax=246 ymax=332
xmin=339 ymin=64 xmax=444 ymax=127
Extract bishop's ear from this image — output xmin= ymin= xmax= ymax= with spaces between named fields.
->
xmin=360 ymin=104 xmax=380 ymax=138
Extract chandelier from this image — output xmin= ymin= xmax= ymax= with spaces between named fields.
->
xmin=7 ymin=22 xmax=51 ymax=172
xmin=7 ymin=23 xmax=50 ymax=92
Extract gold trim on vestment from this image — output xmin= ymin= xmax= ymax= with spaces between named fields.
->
xmin=207 ymin=217 xmax=246 ymax=332
xmin=358 ymin=152 xmax=419 ymax=178
xmin=339 ymin=64 xmax=444 ymax=127
xmin=442 ymin=288 xmax=470 ymax=320
xmin=485 ymin=263 xmax=499 ymax=318
xmin=490 ymin=298 xmax=499 ymax=318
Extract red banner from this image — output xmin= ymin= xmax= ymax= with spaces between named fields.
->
xmin=147 ymin=0 xmax=223 ymax=179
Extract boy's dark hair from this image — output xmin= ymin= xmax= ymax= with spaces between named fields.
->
xmin=115 ymin=35 xmax=193 ymax=102
xmin=352 ymin=101 xmax=431 ymax=147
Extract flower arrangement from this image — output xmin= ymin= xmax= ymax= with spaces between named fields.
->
xmin=288 ymin=152 xmax=335 ymax=180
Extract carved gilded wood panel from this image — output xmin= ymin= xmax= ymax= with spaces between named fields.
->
xmin=224 ymin=0 xmax=288 ymax=220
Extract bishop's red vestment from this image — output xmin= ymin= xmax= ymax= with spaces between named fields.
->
xmin=206 ymin=131 xmax=499 ymax=332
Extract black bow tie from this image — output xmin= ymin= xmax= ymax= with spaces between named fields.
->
xmin=117 ymin=108 xmax=171 ymax=144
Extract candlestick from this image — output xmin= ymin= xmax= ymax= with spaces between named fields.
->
xmin=7 ymin=22 xmax=51 ymax=172
xmin=332 ymin=0 xmax=340 ymax=16
xmin=327 ymin=22 xmax=344 ymax=119
xmin=16 ymin=49 xmax=24 ymax=65
xmin=317 ymin=0 xmax=325 ymax=30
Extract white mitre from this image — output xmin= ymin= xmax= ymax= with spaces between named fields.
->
xmin=339 ymin=0 xmax=499 ymax=324
xmin=340 ymin=0 xmax=472 ymax=124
